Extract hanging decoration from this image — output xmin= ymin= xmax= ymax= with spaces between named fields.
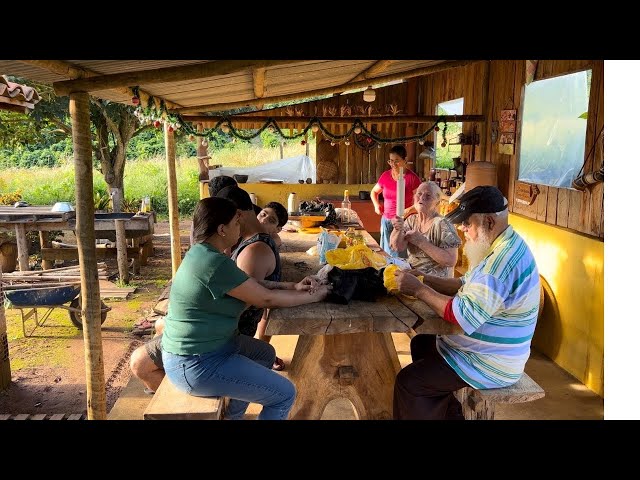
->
xmin=354 ymin=133 xmax=377 ymax=151
xmin=130 ymin=85 xmax=447 ymax=147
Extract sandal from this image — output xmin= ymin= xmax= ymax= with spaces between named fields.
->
xmin=272 ymin=356 xmax=285 ymax=371
xmin=132 ymin=319 xmax=155 ymax=336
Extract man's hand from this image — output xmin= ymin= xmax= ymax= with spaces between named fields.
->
xmin=394 ymin=270 xmax=425 ymax=298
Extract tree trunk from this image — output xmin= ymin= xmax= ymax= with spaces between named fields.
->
xmin=104 ymin=146 xmax=127 ymax=212
xmin=92 ymin=101 xmax=137 ymax=213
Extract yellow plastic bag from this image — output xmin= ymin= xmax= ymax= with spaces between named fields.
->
xmin=383 ymin=264 xmax=424 ymax=297
xmin=326 ymin=243 xmax=388 ymax=270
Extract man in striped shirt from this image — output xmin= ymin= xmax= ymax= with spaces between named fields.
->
xmin=393 ymin=186 xmax=540 ymax=420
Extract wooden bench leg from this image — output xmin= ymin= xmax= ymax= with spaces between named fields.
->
xmin=455 ymin=387 xmax=496 ymax=420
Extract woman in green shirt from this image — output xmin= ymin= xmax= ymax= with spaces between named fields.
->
xmin=161 ymin=197 xmax=329 ymax=420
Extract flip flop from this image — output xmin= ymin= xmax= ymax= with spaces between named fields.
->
xmin=133 ymin=319 xmax=155 ymax=329
xmin=273 ymin=356 xmax=285 ymax=371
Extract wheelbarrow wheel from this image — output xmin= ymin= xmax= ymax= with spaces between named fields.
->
xmin=68 ymin=297 xmax=109 ymax=329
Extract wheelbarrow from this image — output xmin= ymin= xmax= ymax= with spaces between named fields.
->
xmin=3 ymin=283 xmax=111 ymax=337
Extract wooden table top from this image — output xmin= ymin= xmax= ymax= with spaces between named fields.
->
xmin=266 ymin=229 xmax=463 ymax=336
xmin=0 ymin=206 xmax=74 ymax=223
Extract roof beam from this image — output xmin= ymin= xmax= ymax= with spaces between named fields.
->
xmin=175 ymin=60 xmax=477 ymax=114
xmin=252 ymin=67 xmax=266 ymax=110
xmin=182 ymin=114 xmax=485 ymax=126
xmin=253 ymin=67 xmax=266 ymax=98
xmin=52 ymin=60 xmax=303 ymax=96
xmin=346 ymin=60 xmax=393 ymax=83
xmin=19 ymin=60 xmax=182 ymax=109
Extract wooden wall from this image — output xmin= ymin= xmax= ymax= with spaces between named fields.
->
xmin=237 ymin=83 xmax=417 ymax=186
xmin=230 ymin=60 xmax=604 ymax=239
xmin=420 ymin=60 xmax=604 ymax=239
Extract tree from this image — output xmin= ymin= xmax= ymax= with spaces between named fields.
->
xmin=1 ymin=77 xmax=150 ymax=211
xmin=89 ymin=100 xmax=149 ymax=211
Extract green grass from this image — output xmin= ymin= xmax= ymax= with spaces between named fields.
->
xmin=0 ymin=141 xmax=311 ymax=217
xmin=5 ymin=308 xmax=80 ymax=370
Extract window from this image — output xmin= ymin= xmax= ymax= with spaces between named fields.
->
xmin=435 ymin=98 xmax=464 ymax=169
xmin=518 ymin=70 xmax=592 ymax=188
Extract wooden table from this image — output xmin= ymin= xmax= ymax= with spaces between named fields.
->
xmin=267 ymin=228 xmax=454 ymax=420
xmin=0 ymin=207 xmax=154 ymax=271
xmin=0 ymin=206 xmax=74 ymax=271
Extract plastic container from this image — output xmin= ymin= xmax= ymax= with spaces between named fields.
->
xmin=341 ymin=190 xmax=352 ymax=223
xmin=287 ymin=192 xmax=298 ymax=214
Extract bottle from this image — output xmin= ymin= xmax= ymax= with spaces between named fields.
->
xmin=341 ymin=189 xmax=352 ymax=224
xmin=287 ymin=192 xmax=298 ymax=214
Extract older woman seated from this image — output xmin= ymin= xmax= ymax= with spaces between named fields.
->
xmin=390 ymin=181 xmax=461 ymax=277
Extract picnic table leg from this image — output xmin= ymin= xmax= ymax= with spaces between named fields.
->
xmin=39 ymin=231 xmax=53 ymax=270
xmin=288 ymin=332 xmax=401 ymax=420
xmin=14 ymin=224 xmax=29 ymax=271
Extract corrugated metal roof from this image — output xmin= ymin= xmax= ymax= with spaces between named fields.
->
xmin=0 ymin=59 xmax=451 ymax=113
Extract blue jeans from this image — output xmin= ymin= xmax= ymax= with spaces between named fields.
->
xmin=161 ymin=335 xmax=296 ymax=420
xmin=379 ymin=217 xmax=407 ymax=258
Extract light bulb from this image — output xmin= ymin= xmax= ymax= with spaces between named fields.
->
xmin=363 ymin=86 xmax=376 ymax=103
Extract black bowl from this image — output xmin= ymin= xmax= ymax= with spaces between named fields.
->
xmin=233 ymin=174 xmax=249 ymax=183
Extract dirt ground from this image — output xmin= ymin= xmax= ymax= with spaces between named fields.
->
xmin=0 ymin=220 xmax=192 ymax=416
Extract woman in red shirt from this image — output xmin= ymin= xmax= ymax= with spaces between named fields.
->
xmin=370 ymin=145 xmax=421 ymax=257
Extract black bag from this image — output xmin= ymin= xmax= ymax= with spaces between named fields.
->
xmin=327 ymin=267 xmax=387 ymax=304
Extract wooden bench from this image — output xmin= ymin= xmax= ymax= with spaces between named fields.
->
xmin=454 ymin=372 xmax=545 ymax=420
xmin=143 ymin=376 xmax=226 ymax=420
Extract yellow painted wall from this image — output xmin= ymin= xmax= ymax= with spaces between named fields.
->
xmin=199 ymin=181 xmax=375 ymax=206
xmin=510 ymin=214 xmax=604 ymax=397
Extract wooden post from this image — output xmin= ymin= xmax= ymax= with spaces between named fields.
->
xmin=132 ymin=238 xmax=141 ymax=272
xmin=14 ymin=224 xmax=29 ymax=271
xmin=39 ymin=231 xmax=53 ymax=270
xmin=115 ymin=219 xmax=129 ymax=284
xmin=405 ymin=78 xmax=418 ymax=170
xmin=70 ymin=91 xmax=106 ymax=420
xmin=165 ymin=122 xmax=182 ymax=277
xmin=0 ymin=280 xmax=11 ymax=391
xmin=196 ymin=123 xmax=209 ymax=181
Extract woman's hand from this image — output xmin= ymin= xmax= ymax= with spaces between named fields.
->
xmin=295 ymin=275 xmax=321 ymax=292
xmin=374 ymin=204 xmax=382 ymax=215
xmin=394 ymin=270 xmax=425 ymax=298
xmin=391 ymin=216 xmax=405 ymax=232
xmin=404 ymin=229 xmax=427 ymax=248
xmin=309 ymin=284 xmax=332 ymax=301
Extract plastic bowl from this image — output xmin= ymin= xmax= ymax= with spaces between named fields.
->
xmin=51 ymin=202 xmax=75 ymax=212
